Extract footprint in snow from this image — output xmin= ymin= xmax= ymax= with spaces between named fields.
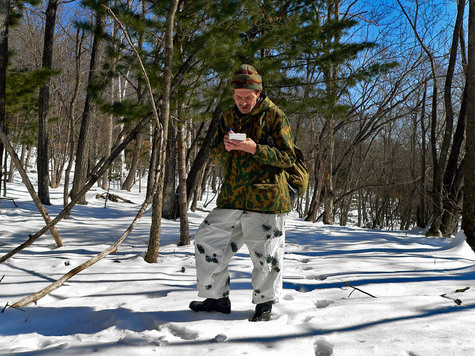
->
xmin=306 ymin=275 xmax=327 ymax=280
xmin=314 ymin=299 xmax=334 ymax=309
xmin=214 ymin=334 xmax=227 ymax=342
xmin=314 ymin=338 xmax=334 ymax=356
xmin=167 ymin=324 xmax=199 ymax=340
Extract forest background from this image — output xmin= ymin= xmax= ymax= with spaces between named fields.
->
xmin=0 ymin=0 xmax=474 ymax=269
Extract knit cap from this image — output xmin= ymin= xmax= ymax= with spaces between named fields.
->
xmin=230 ymin=64 xmax=262 ymax=91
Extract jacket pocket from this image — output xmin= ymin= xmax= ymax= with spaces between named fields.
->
xmin=251 ymin=183 xmax=280 ymax=204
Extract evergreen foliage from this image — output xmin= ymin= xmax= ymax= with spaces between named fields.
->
xmin=2 ymin=0 xmax=464 ymax=234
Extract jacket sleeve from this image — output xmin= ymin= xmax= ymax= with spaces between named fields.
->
xmin=209 ymin=112 xmax=230 ymax=167
xmin=252 ymin=109 xmax=296 ymax=169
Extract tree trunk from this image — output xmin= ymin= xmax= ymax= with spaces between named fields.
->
xmin=200 ymin=160 xmax=212 ymax=201
xmin=190 ymin=159 xmax=207 ymax=212
xmin=322 ymin=117 xmax=335 ymax=225
xmin=146 ymin=126 xmax=160 ymax=198
xmin=102 ymin=81 xmax=114 ymax=190
xmin=186 ymin=104 xmax=222 ymax=205
xmin=144 ymin=0 xmax=179 ymax=263
xmin=162 ymin=123 xmax=177 ymax=219
xmin=462 ymin=0 xmax=475 ymax=250
xmin=0 ymin=0 xmax=10 ymax=195
xmin=177 ymin=104 xmax=189 ymax=246
xmin=441 ymin=87 xmax=467 ymax=236
xmin=102 ymin=7 xmax=119 ymax=191
xmin=305 ymin=130 xmax=325 ymax=222
xmin=37 ymin=0 xmax=59 ymax=205
xmin=321 ymin=2 xmax=340 ymax=225
xmin=70 ymin=10 xmax=105 ymax=205
xmin=122 ymin=131 xmax=144 ymax=191
xmin=63 ymin=28 xmax=84 ymax=215
xmin=417 ymin=81 xmax=428 ymax=228
xmin=427 ymin=0 xmax=464 ymax=236
xmin=7 ymin=150 xmax=13 ymax=182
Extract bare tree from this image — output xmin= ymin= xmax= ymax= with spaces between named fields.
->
xmin=430 ymin=0 xmax=466 ymax=236
xmin=462 ymin=0 xmax=475 ymax=250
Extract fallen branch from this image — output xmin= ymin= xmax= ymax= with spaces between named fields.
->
xmin=8 ymin=172 xmax=160 ymax=309
xmin=440 ymin=294 xmax=462 ymax=305
xmin=0 ymin=127 xmax=63 ymax=247
xmin=344 ymin=281 xmax=377 ymax=298
xmin=95 ymin=192 xmax=134 ymax=204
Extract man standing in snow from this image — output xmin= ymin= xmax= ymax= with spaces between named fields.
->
xmin=189 ymin=64 xmax=296 ymax=321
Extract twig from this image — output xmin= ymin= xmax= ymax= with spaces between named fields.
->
xmin=440 ymin=294 xmax=462 ymax=305
xmin=344 ymin=281 xmax=377 ymax=298
xmin=0 ymin=275 xmax=4 ymax=283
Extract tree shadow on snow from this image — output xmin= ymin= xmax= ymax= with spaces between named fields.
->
xmin=0 ymin=305 xmax=250 ymax=338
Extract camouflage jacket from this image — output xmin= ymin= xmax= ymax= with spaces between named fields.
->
xmin=210 ymin=95 xmax=296 ymax=214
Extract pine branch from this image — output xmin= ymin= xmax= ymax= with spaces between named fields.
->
xmin=101 ymin=4 xmax=161 ymax=130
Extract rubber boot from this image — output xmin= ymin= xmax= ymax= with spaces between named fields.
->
xmin=249 ymin=301 xmax=273 ymax=322
xmin=189 ymin=297 xmax=231 ymax=314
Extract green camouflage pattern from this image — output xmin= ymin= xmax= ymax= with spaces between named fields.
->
xmin=230 ymin=64 xmax=263 ymax=91
xmin=210 ymin=95 xmax=296 ymax=214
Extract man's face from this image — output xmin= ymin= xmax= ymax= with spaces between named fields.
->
xmin=233 ymin=88 xmax=261 ymax=114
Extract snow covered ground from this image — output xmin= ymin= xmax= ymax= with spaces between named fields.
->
xmin=1 ymin=178 xmax=474 ymax=355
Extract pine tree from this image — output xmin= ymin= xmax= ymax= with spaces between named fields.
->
xmin=37 ymin=0 xmax=59 ymax=205
xmin=70 ymin=1 xmax=106 ymax=205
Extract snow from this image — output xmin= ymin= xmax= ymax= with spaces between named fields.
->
xmin=1 ymin=177 xmax=474 ymax=355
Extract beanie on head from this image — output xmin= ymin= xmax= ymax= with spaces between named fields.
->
xmin=230 ymin=64 xmax=262 ymax=91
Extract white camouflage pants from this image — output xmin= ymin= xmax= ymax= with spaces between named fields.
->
xmin=194 ymin=208 xmax=286 ymax=304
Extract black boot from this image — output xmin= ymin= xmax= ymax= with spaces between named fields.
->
xmin=189 ymin=297 xmax=231 ymax=314
xmin=249 ymin=301 xmax=273 ymax=322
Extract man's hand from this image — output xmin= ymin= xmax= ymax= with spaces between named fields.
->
xmin=224 ymin=131 xmax=257 ymax=155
